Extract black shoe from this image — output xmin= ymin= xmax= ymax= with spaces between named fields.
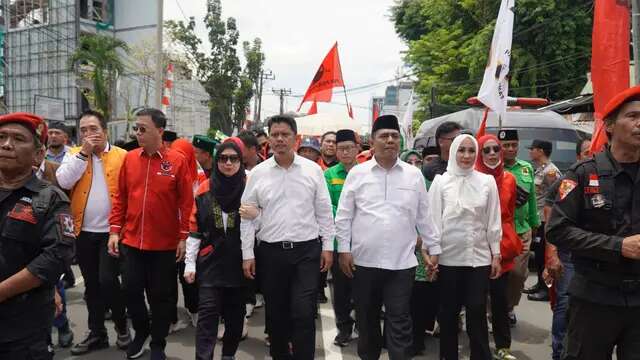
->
xmin=126 ymin=333 xmax=148 ymax=359
xmin=70 ymin=332 xmax=108 ymax=355
xmin=527 ymin=290 xmax=550 ymax=302
xmin=523 ymin=284 xmax=542 ymax=294
xmin=317 ymin=291 xmax=328 ymax=304
xmin=333 ymin=330 xmax=352 ymax=347
xmin=116 ymin=325 xmax=132 ymax=350
xmin=150 ymin=347 xmax=167 ymax=360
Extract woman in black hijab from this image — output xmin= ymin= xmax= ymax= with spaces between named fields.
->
xmin=184 ymin=140 xmax=247 ymax=360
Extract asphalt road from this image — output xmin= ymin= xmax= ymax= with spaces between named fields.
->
xmin=52 ymin=267 xmax=553 ymax=359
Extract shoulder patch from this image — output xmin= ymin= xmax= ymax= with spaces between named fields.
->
xmin=558 ymin=179 xmax=578 ymax=201
xmin=59 ymin=214 xmax=76 ymax=238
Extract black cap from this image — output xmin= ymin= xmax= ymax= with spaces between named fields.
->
xmin=48 ymin=121 xmax=68 ymax=135
xmin=528 ymin=139 xmax=552 ymax=153
xmin=162 ymin=130 xmax=177 ymax=142
xmin=497 ymin=128 xmax=518 ymax=141
xmin=121 ymin=139 xmax=139 ymax=151
xmin=336 ymin=129 xmax=357 ymax=144
xmin=372 ymin=114 xmax=400 ymax=134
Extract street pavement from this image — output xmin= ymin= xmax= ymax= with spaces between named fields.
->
xmin=53 ymin=267 xmax=553 ymax=359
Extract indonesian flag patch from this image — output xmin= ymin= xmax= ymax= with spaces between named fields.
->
xmin=59 ymin=214 xmax=76 ymax=238
xmin=558 ymin=179 xmax=578 ymax=201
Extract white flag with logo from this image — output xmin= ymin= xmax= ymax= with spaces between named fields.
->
xmin=400 ymin=91 xmax=416 ymax=149
xmin=477 ymin=0 xmax=515 ymax=117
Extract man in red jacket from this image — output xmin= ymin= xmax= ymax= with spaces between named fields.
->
xmin=108 ymin=108 xmax=193 ymax=360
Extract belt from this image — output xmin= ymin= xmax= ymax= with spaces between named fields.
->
xmin=260 ymin=238 xmax=319 ymax=250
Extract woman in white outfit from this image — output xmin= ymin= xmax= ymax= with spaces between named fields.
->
xmin=422 ymin=134 xmax=502 ymax=360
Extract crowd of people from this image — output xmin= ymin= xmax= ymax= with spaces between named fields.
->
xmin=0 ymin=85 xmax=639 ymax=360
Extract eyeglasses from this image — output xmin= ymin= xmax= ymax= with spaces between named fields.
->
xmin=132 ymin=125 xmax=146 ymax=134
xmin=218 ymin=155 xmax=241 ymax=164
xmin=482 ymin=145 xmax=501 ymax=154
xmin=337 ymin=145 xmax=356 ymax=152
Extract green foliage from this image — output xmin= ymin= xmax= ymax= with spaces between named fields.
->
xmin=69 ymin=33 xmax=129 ymax=121
xmin=391 ymin=0 xmax=593 ymax=118
xmin=165 ymin=0 xmax=265 ymax=134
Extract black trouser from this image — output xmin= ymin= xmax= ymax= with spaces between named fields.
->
xmin=257 ymin=239 xmax=321 ymax=360
xmin=196 ymin=286 xmax=246 ymax=360
xmin=173 ymin=261 xmax=199 ymax=322
xmin=411 ymin=280 xmax=439 ymax=353
xmin=489 ymin=272 xmax=511 ymax=350
xmin=76 ymin=231 xmax=127 ymax=334
xmin=0 ymin=329 xmax=51 ymax=360
xmin=353 ymin=265 xmax=415 ymax=360
xmin=331 ymin=250 xmax=354 ymax=333
xmin=564 ymin=296 xmax=640 ymax=360
xmin=439 ymin=265 xmax=491 ymax=360
xmin=532 ymin=223 xmax=547 ymax=289
xmin=121 ymin=245 xmax=177 ymax=350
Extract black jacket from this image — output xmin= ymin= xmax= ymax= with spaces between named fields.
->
xmin=191 ymin=181 xmax=245 ymax=288
xmin=546 ymin=148 xmax=640 ymax=306
xmin=0 ymin=175 xmax=74 ymax=341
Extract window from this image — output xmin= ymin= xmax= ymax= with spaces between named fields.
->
xmin=8 ymin=0 xmax=49 ymax=29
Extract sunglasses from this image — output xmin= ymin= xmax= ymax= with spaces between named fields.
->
xmin=132 ymin=125 xmax=146 ymax=134
xmin=482 ymin=145 xmax=501 ymax=154
xmin=218 ymin=155 xmax=241 ymax=164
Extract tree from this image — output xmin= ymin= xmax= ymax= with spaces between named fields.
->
xmin=165 ymin=0 xmax=265 ymax=134
xmin=69 ymin=33 xmax=129 ymax=121
xmin=391 ymin=0 xmax=593 ymax=117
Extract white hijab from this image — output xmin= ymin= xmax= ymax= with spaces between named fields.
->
xmin=445 ymin=134 xmax=480 ymax=214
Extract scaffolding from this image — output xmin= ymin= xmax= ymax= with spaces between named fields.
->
xmin=1 ymin=0 xmax=78 ymax=119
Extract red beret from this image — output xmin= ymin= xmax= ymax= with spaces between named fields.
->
xmin=0 ymin=112 xmax=48 ymax=144
xmin=223 ymin=137 xmax=246 ymax=156
xmin=602 ymin=85 xmax=640 ymax=121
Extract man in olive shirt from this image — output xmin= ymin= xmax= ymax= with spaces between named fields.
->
xmin=325 ymin=129 xmax=359 ymax=347
xmin=500 ymin=129 xmax=541 ymax=325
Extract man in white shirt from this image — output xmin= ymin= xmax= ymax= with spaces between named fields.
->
xmin=240 ymin=115 xmax=335 ymax=360
xmin=336 ymin=115 xmax=439 ymax=360
xmin=56 ymin=110 xmax=131 ymax=355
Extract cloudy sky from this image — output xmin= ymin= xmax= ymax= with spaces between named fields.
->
xmin=164 ymin=0 xmax=406 ymax=130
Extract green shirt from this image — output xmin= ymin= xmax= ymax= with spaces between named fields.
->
xmin=325 ymin=163 xmax=348 ymax=250
xmin=505 ymin=159 xmax=541 ymax=235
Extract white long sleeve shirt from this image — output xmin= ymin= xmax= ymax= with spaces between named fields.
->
xmin=335 ymin=158 xmax=439 ymax=270
xmin=56 ymin=144 xmax=112 ymax=233
xmin=240 ymin=153 xmax=335 ymax=260
xmin=185 ymin=212 xmax=229 ymax=273
xmin=424 ymin=171 xmax=502 ymax=267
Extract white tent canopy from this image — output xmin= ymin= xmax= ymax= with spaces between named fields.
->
xmin=295 ymin=113 xmax=360 ymax=136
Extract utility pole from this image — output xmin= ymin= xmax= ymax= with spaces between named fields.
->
xmin=633 ymin=0 xmax=640 ymax=85
xmin=155 ymin=0 xmax=164 ymax=109
xmin=257 ymin=70 xmax=275 ymax=125
xmin=272 ymin=88 xmax=291 ymax=114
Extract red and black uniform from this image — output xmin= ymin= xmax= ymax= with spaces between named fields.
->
xmin=109 ymin=146 xmax=194 ymax=352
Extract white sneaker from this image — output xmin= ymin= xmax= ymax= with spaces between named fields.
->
xmin=188 ymin=312 xmax=198 ymax=327
xmin=255 ymin=294 xmax=264 ymax=308
xmin=246 ymin=303 xmax=255 ymax=318
xmin=241 ymin=318 xmax=249 ymax=340
xmin=170 ymin=320 xmax=188 ymax=334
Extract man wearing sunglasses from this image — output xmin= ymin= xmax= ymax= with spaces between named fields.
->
xmin=108 ymin=108 xmax=194 ymax=360
xmin=422 ymin=121 xmax=463 ymax=186
xmin=500 ymin=129 xmax=541 ymax=327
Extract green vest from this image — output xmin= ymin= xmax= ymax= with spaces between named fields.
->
xmin=505 ymin=159 xmax=541 ymax=234
xmin=325 ymin=163 xmax=349 ymax=250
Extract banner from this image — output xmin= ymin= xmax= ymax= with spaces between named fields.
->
xmin=477 ymin=0 xmax=515 ymax=117
xmin=589 ymin=0 xmax=630 ymax=153
xmin=298 ymin=42 xmax=345 ymax=110
xmin=400 ymin=91 xmax=416 ymax=149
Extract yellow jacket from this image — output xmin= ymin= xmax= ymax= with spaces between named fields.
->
xmin=65 ymin=145 xmax=127 ymax=236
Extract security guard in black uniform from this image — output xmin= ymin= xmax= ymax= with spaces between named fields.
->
xmin=546 ymin=86 xmax=640 ymax=360
xmin=0 ymin=112 xmax=75 ymax=359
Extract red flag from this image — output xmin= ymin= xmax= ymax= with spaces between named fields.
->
xmin=372 ymin=102 xmax=380 ymax=122
xmin=476 ymin=108 xmax=490 ymax=138
xmin=590 ymin=0 xmax=630 ymax=153
xmin=308 ymin=101 xmax=318 ymax=115
xmin=298 ymin=42 xmax=345 ymax=110
xmin=348 ymin=103 xmax=354 ymax=119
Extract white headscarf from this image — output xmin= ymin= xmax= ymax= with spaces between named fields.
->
xmin=446 ymin=134 xmax=480 ymax=214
